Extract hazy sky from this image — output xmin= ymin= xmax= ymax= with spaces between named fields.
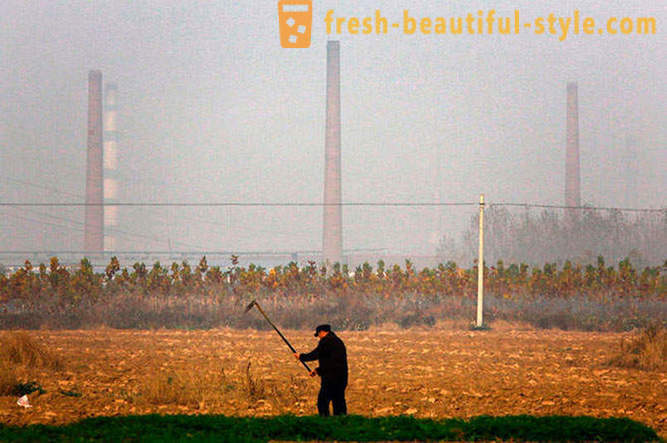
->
xmin=1 ymin=0 xmax=665 ymax=257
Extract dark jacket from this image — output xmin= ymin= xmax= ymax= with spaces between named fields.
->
xmin=300 ymin=331 xmax=348 ymax=381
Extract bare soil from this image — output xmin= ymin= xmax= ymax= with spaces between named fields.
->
xmin=0 ymin=322 xmax=665 ymax=437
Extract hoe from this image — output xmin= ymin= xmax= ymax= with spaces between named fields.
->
xmin=244 ymin=300 xmax=312 ymax=373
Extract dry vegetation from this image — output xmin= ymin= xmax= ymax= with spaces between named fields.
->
xmin=609 ymin=324 xmax=667 ymax=371
xmin=0 ymin=331 xmax=63 ymax=370
xmin=0 ymin=324 xmax=664 ymax=438
xmin=0 ymin=360 xmax=16 ymax=396
xmin=0 ymin=331 xmax=63 ymax=396
xmin=1 ymin=256 xmax=664 ymax=332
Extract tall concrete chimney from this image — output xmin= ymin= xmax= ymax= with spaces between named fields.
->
xmin=84 ymin=70 xmax=104 ymax=254
xmin=322 ymin=41 xmax=342 ymax=265
xmin=104 ymin=83 xmax=119 ymax=251
xmin=565 ymin=82 xmax=581 ymax=218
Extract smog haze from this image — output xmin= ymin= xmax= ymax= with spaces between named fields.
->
xmin=1 ymin=0 xmax=665 ymax=264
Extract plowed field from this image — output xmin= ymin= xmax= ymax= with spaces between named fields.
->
xmin=1 ymin=323 xmax=664 ymax=437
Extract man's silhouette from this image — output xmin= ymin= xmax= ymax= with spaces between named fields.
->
xmin=295 ymin=324 xmax=348 ymax=416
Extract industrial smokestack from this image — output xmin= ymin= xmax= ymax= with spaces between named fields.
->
xmin=84 ymin=70 xmax=104 ymax=254
xmin=104 ymin=83 xmax=119 ymax=251
xmin=322 ymin=41 xmax=342 ymax=265
xmin=565 ymin=82 xmax=581 ymax=218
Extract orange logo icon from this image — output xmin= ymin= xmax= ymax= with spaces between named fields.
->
xmin=278 ymin=0 xmax=312 ymax=48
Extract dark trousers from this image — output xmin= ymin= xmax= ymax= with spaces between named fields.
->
xmin=317 ymin=377 xmax=347 ymax=416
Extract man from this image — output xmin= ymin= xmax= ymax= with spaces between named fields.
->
xmin=294 ymin=324 xmax=348 ymax=416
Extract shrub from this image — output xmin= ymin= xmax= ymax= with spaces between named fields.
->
xmin=0 ymin=331 xmax=63 ymax=370
xmin=141 ymin=372 xmax=204 ymax=406
xmin=609 ymin=324 xmax=666 ymax=370
xmin=0 ymin=360 xmax=18 ymax=395
xmin=243 ymin=362 xmax=267 ymax=403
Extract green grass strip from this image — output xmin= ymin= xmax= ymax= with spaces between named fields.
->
xmin=0 ymin=414 xmax=659 ymax=442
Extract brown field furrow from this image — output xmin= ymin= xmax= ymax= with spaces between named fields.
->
xmin=0 ymin=324 xmax=665 ymax=438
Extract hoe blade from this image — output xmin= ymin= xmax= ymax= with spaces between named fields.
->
xmin=244 ymin=300 xmax=256 ymax=314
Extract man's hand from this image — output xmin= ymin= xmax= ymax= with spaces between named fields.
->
xmin=309 ymin=369 xmax=317 ymax=377
xmin=294 ymin=353 xmax=301 ymax=360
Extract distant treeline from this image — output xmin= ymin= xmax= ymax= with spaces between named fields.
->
xmin=0 ymin=254 xmax=663 ymax=304
xmin=441 ymin=206 xmax=666 ymax=267
xmin=0 ymin=256 xmax=664 ymax=330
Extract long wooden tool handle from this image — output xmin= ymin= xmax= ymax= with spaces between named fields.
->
xmin=254 ymin=303 xmax=312 ymax=372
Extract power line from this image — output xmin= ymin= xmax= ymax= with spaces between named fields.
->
xmin=3 ymin=174 xmax=661 ymax=213
xmin=490 ymin=203 xmax=665 ymax=213
xmin=0 ymin=202 xmax=477 ymax=207
xmin=1 ymin=207 xmax=207 ymax=251
xmin=0 ymin=175 xmax=211 ymax=249
xmin=7 ymin=175 xmax=240 ymax=246
xmin=0 ymin=201 xmax=663 ymax=212
xmin=0 ymin=176 xmax=83 ymax=200
xmin=1 ymin=210 xmax=85 ymax=234
xmin=0 ymin=248 xmax=385 ymax=255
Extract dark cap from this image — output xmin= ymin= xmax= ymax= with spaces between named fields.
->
xmin=314 ymin=324 xmax=331 ymax=337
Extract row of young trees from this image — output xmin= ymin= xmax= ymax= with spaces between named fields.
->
xmin=0 ymin=255 xmax=663 ymax=307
